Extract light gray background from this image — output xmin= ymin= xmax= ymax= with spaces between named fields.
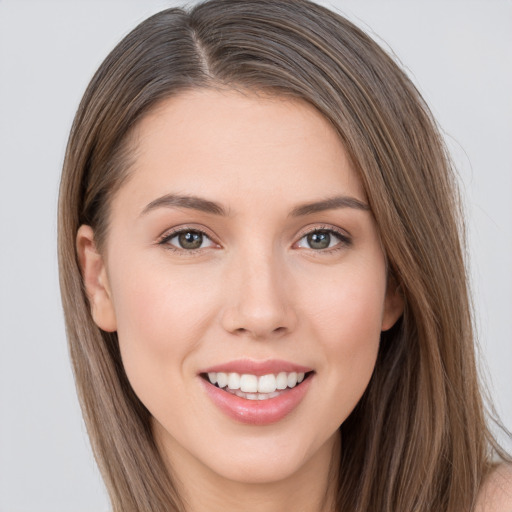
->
xmin=0 ymin=1 xmax=510 ymax=511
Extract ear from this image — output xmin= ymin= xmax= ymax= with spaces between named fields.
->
xmin=76 ymin=225 xmax=117 ymax=332
xmin=381 ymin=275 xmax=404 ymax=332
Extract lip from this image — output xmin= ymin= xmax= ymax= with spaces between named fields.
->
xmin=199 ymin=359 xmax=314 ymax=426
xmin=200 ymin=358 xmax=313 ymax=376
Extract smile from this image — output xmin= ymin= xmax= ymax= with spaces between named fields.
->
xmin=199 ymin=360 xmax=314 ymax=425
xmin=205 ymin=371 xmax=307 ymax=399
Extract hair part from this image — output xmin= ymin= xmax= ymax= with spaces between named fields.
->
xmin=58 ymin=1 xmax=508 ymax=510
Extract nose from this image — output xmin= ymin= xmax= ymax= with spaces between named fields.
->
xmin=221 ymin=249 xmax=297 ymax=340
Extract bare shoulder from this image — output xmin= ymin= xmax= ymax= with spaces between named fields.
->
xmin=476 ymin=464 xmax=512 ymax=512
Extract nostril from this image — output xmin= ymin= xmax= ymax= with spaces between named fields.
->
xmin=221 ymin=298 xmax=297 ymax=338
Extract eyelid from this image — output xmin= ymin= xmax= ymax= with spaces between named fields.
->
xmin=155 ymin=223 xmax=351 ymax=254
xmin=156 ymin=225 xmax=221 ymax=251
xmin=293 ymin=224 xmax=352 ymax=252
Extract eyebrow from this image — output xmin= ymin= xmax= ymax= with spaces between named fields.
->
xmin=290 ymin=196 xmax=370 ymax=216
xmin=141 ymin=194 xmax=228 ymax=217
xmin=140 ymin=193 xmax=369 ymax=218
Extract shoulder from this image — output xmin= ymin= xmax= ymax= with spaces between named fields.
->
xmin=475 ymin=464 xmax=512 ymax=512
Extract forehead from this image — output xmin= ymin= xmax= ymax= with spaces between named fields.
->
xmin=116 ymin=88 xmax=366 ymax=216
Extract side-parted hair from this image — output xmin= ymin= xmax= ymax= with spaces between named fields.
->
xmin=58 ymin=1 xmax=509 ymax=510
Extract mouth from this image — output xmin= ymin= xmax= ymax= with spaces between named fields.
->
xmin=200 ymin=370 xmax=314 ymax=401
xmin=198 ymin=362 xmax=315 ymax=425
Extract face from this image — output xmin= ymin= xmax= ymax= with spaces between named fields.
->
xmin=78 ymin=89 xmax=403 ymax=488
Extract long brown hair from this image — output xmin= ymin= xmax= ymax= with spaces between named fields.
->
xmin=58 ymin=1 xmax=508 ymax=510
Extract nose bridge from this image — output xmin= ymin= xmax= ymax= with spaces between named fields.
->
xmin=221 ymin=239 xmax=296 ymax=338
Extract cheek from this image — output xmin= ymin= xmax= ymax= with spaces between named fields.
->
xmin=108 ymin=257 xmax=219 ymax=401
xmin=318 ymin=286 xmax=383 ymax=371
xmin=300 ymin=262 xmax=386 ymax=421
xmin=303 ymin=258 xmax=387 ymax=343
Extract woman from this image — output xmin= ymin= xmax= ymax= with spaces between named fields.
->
xmin=58 ymin=0 xmax=511 ymax=510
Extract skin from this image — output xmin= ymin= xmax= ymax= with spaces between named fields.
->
xmin=78 ymin=89 xmax=404 ymax=512
xmin=476 ymin=465 xmax=512 ymax=512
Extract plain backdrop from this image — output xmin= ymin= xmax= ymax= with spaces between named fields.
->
xmin=0 ymin=1 xmax=511 ymax=511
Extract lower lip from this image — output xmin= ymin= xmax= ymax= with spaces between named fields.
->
xmin=200 ymin=375 xmax=313 ymax=426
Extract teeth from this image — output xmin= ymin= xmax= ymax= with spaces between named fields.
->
xmin=228 ymin=389 xmax=282 ymax=400
xmin=216 ymin=372 xmax=228 ymax=388
xmin=206 ymin=371 xmax=308 ymax=396
xmin=276 ymin=372 xmax=288 ymax=390
xmin=240 ymin=374 xmax=258 ymax=393
xmin=227 ymin=373 xmax=240 ymax=390
xmin=258 ymin=374 xmax=276 ymax=393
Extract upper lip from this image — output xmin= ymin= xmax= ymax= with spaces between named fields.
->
xmin=200 ymin=359 xmax=313 ymax=376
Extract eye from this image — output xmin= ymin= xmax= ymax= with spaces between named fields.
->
xmin=159 ymin=229 xmax=216 ymax=251
xmin=295 ymin=228 xmax=350 ymax=251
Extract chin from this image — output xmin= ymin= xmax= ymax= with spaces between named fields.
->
xmin=195 ymin=428 xmax=339 ymax=486
xmin=205 ymin=450 xmax=312 ymax=485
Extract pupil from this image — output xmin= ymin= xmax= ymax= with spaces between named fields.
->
xmin=179 ymin=231 xmax=203 ymax=249
xmin=308 ymin=231 xmax=330 ymax=250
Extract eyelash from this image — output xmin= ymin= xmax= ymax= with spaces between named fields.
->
xmin=295 ymin=225 xmax=352 ymax=254
xmin=157 ymin=225 xmax=352 ymax=254
xmin=157 ymin=226 xmax=218 ymax=254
